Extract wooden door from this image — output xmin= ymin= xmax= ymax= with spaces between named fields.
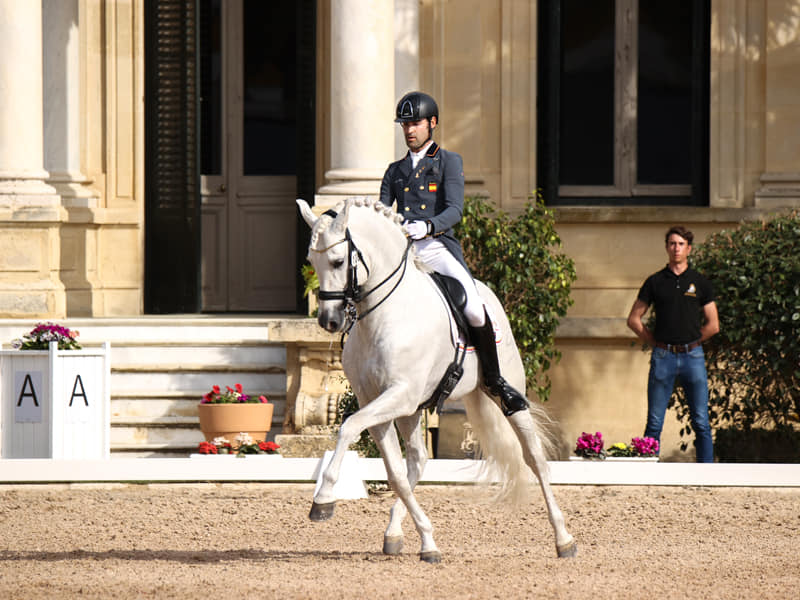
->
xmin=199 ymin=0 xmax=298 ymax=311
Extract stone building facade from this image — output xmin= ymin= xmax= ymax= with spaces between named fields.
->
xmin=0 ymin=0 xmax=798 ymax=459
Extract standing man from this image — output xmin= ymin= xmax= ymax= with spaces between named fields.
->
xmin=627 ymin=226 xmax=719 ymax=462
xmin=379 ymin=91 xmax=528 ymax=417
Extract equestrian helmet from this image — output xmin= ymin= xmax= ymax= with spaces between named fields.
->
xmin=394 ymin=91 xmax=439 ymax=123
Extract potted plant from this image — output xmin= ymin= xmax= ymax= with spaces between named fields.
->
xmin=1 ymin=322 xmax=110 ymax=459
xmin=197 ymin=383 xmax=274 ymax=443
xmin=571 ymin=432 xmax=659 ymax=461
xmin=196 ymin=432 xmax=281 ymax=457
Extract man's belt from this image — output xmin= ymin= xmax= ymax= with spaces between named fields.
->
xmin=655 ymin=341 xmax=701 ymax=353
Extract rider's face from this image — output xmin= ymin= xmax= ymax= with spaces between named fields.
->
xmin=401 ymin=117 xmax=436 ymax=151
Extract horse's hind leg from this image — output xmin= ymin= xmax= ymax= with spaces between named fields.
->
xmin=371 ymin=420 xmax=441 ymax=563
xmin=508 ymin=410 xmax=577 ymax=558
xmin=380 ymin=413 xmax=429 ymax=556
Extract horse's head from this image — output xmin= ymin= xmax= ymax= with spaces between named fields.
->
xmin=297 ymin=197 xmax=407 ymax=333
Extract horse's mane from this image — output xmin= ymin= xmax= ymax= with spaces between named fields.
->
xmin=310 ymin=197 xmax=429 ymax=269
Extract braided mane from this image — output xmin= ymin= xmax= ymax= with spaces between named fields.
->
xmin=309 ymin=196 xmax=404 ymax=249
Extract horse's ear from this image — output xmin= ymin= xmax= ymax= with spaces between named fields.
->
xmin=330 ymin=199 xmax=352 ymax=235
xmin=296 ymin=199 xmax=317 ymax=229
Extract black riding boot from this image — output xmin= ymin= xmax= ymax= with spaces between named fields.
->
xmin=469 ymin=311 xmax=529 ymax=416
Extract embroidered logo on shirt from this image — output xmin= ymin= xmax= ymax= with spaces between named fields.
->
xmin=428 ymin=182 xmax=437 ymax=192
xmin=685 ymin=283 xmax=697 ymax=297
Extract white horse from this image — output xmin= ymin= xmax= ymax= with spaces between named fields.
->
xmin=297 ymin=196 xmax=576 ymax=562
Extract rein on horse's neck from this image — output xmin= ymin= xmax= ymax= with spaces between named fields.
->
xmin=322 ymin=205 xmax=414 ymax=328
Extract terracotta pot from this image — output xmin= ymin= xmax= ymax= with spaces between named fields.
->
xmin=197 ymin=402 xmax=274 ymax=442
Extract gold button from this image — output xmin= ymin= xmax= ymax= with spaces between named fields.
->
xmin=421 ymin=204 xmax=426 ymax=209
xmin=404 ymin=187 xmax=409 ymax=192
xmin=404 ymin=206 xmax=410 ymax=211
xmin=419 ymin=185 xmax=424 ymax=190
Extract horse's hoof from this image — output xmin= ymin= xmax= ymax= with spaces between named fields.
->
xmin=556 ymin=540 xmax=578 ymax=558
xmin=383 ymin=536 xmax=404 ymax=555
xmin=419 ymin=550 xmax=442 ymax=564
xmin=309 ymin=501 xmax=336 ymax=522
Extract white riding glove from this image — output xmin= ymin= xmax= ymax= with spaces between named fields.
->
xmin=403 ymin=220 xmax=428 ymax=240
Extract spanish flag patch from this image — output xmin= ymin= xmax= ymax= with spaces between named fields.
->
xmin=428 ymin=182 xmax=437 ymax=192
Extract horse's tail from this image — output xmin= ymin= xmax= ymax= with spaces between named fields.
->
xmin=463 ymin=393 xmax=558 ymax=504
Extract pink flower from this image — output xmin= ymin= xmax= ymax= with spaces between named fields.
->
xmin=575 ymin=431 xmax=605 ymax=458
xmin=631 ymin=436 xmax=659 ymax=457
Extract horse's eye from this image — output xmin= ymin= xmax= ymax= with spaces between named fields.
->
xmin=332 ymin=259 xmax=345 ymax=269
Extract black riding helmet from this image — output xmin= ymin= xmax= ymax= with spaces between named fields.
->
xmin=394 ymin=91 xmax=439 ymax=124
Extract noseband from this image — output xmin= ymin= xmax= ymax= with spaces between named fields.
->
xmin=313 ymin=208 xmax=413 ymax=334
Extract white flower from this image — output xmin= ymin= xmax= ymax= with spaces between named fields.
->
xmin=235 ymin=432 xmax=254 ymax=445
xmin=212 ymin=436 xmax=231 ymax=446
xmin=10 ymin=339 xmax=22 ymax=349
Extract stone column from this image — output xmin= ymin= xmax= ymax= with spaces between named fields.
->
xmin=754 ymin=1 xmax=800 ymax=209
xmin=43 ymin=0 xmax=98 ymax=207
xmin=394 ymin=0 xmax=420 ymax=159
xmin=0 ymin=0 xmax=66 ymax=317
xmin=42 ymin=0 xmax=101 ymax=316
xmin=316 ymin=0 xmax=395 ymax=207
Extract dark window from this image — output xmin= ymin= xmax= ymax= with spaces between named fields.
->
xmin=243 ymin=0 xmax=297 ymax=175
xmin=538 ymin=0 xmax=709 ymax=206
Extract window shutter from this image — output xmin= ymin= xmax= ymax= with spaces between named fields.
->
xmin=144 ymin=0 xmax=199 ymax=313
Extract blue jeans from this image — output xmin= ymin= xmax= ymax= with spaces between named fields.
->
xmin=645 ymin=346 xmax=714 ymax=463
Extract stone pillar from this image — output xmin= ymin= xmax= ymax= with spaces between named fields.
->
xmin=0 ymin=0 xmax=66 ymax=317
xmin=43 ymin=0 xmax=98 ymax=207
xmin=394 ymin=0 xmax=420 ymax=159
xmin=316 ymin=0 xmax=395 ymax=207
xmin=755 ymin=0 xmax=800 ymax=208
xmin=42 ymin=0 xmax=101 ymax=316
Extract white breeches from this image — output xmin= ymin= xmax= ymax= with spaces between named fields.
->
xmin=413 ymin=238 xmax=486 ymax=327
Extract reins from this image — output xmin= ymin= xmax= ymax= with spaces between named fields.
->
xmin=313 ymin=208 xmax=414 ymax=343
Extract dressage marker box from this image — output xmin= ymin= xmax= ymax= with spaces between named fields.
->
xmin=0 ymin=342 xmax=110 ymax=459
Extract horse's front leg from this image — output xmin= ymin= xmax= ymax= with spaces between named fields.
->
xmin=370 ymin=419 xmax=440 ymax=563
xmin=309 ymin=384 xmax=417 ymax=519
xmin=507 ymin=410 xmax=577 ymax=558
xmin=380 ymin=412 xmax=429 ymax=557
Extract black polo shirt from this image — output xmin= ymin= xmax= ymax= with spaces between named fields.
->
xmin=637 ymin=265 xmax=715 ymax=345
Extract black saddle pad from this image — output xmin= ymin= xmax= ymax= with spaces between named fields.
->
xmin=429 ymin=272 xmax=469 ymax=336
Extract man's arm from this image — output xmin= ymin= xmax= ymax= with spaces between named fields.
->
xmin=378 ymin=164 xmax=395 ymax=208
xmin=428 ymin=151 xmax=464 ymax=234
xmin=627 ymin=299 xmax=656 ymax=346
xmin=699 ymin=301 xmax=720 ymax=342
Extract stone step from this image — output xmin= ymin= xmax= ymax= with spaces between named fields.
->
xmin=109 ymin=344 xmax=285 ymax=369
xmin=110 ymin=397 xmax=286 ymax=419
xmin=110 ymin=371 xmax=284 ymax=396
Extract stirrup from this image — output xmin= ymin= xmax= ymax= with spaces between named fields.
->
xmin=486 ymin=376 xmax=529 ymax=416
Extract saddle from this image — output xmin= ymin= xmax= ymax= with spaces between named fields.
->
xmin=418 ymin=273 xmax=469 ymax=413
xmin=429 ymin=272 xmax=469 ymax=336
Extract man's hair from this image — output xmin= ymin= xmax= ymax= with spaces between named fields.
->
xmin=665 ymin=225 xmax=693 ymax=245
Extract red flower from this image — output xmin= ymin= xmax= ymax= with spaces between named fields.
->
xmin=197 ymin=441 xmax=218 ymax=454
xmin=258 ymin=395 xmax=268 ymax=403
xmin=212 ymin=385 xmax=220 ymax=394
xmin=234 ymin=383 xmax=243 ymax=394
xmin=259 ymin=441 xmax=280 ymax=454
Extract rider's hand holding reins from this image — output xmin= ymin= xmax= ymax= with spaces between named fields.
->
xmin=403 ymin=220 xmax=427 ymax=240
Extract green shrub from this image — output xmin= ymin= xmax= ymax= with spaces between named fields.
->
xmin=668 ymin=212 xmax=800 ymax=452
xmin=457 ymin=193 xmax=576 ymax=402
xmin=715 ymin=426 xmax=800 ymax=463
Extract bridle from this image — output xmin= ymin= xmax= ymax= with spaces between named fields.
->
xmin=312 ymin=208 xmax=413 ymax=336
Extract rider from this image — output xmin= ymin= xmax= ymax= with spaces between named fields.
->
xmin=379 ymin=91 xmax=529 ymax=417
